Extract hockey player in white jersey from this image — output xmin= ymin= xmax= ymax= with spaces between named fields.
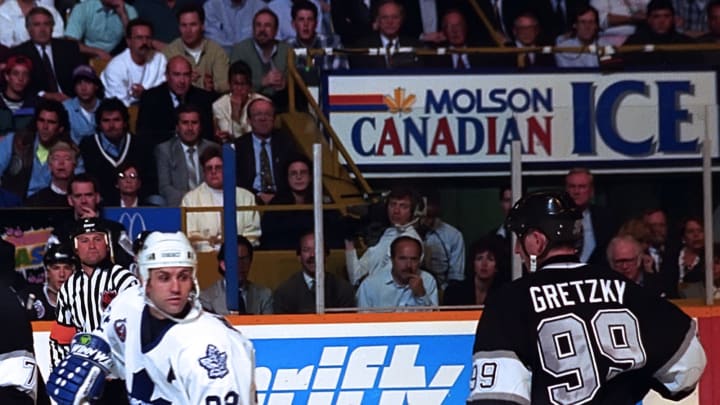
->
xmin=46 ymin=231 xmax=257 ymax=405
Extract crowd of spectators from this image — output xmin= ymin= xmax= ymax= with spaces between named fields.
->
xmin=0 ymin=0 xmax=717 ymax=315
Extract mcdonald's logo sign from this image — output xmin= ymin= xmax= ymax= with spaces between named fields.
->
xmin=118 ymin=212 xmax=147 ymax=240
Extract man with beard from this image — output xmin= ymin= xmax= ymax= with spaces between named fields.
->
xmin=0 ymin=99 xmax=75 ymax=199
xmin=356 ymin=235 xmax=438 ymax=309
xmin=230 ymin=8 xmax=290 ymax=108
xmin=273 ymin=230 xmax=355 ymax=313
xmin=101 ymin=19 xmax=166 ymax=106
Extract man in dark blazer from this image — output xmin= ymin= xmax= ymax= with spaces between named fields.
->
xmin=136 ymin=56 xmax=216 ymax=146
xmin=155 ymin=104 xmax=219 ymax=207
xmin=11 ymin=7 xmax=85 ymax=100
xmin=350 ymin=0 xmax=426 ymax=69
xmin=427 ymin=9 xmax=512 ymax=69
xmin=511 ymin=11 xmax=556 ymax=69
xmin=331 ymin=0 xmax=373 ymax=47
xmin=566 ymin=167 xmax=617 ymax=267
xmin=234 ymin=98 xmax=297 ymax=205
xmin=273 ymin=231 xmax=355 ymax=314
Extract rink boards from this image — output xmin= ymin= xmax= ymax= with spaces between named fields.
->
xmin=32 ymin=307 xmax=719 ymax=404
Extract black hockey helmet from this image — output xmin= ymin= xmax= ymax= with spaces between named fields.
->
xmin=72 ymin=218 xmax=109 ymax=239
xmin=505 ymin=191 xmax=582 ymax=245
xmin=43 ymin=243 xmax=79 ymax=269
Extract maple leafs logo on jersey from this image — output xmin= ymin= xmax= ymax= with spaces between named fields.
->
xmin=198 ymin=344 xmax=229 ymax=379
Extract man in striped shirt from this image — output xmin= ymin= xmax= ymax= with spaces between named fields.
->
xmin=49 ymin=217 xmax=138 ymax=404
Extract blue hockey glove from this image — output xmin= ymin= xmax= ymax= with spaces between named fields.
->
xmin=47 ymin=333 xmax=113 ymax=405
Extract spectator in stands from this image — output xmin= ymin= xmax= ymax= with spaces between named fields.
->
xmin=493 ymin=184 xmax=513 ymax=239
xmin=698 ymin=1 xmax=720 ymax=65
xmin=427 ymin=9 xmax=491 ymax=69
xmin=234 ymin=98 xmax=298 ymax=204
xmin=273 ymin=230 xmax=355 ymax=314
xmin=21 ymin=242 xmax=75 ymax=320
xmin=532 ymin=0 xmax=582 ymax=42
xmin=136 ymin=55 xmax=216 ymax=145
xmin=155 ymin=103 xmax=219 ymax=207
xmin=11 ymin=7 xmax=84 ymax=101
xmin=357 ymin=235 xmax=438 ymax=309
xmin=671 ymin=0 xmax=707 ymax=37
xmin=47 ymin=173 xmax=135 ymax=268
xmin=260 ymin=154 xmax=343 ymax=249
xmin=623 ymin=0 xmax=701 ymax=66
xmin=417 ymin=194 xmax=465 ymax=290
xmin=62 ymin=64 xmax=103 ymax=145
xmin=0 ymin=99 xmax=73 ymax=199
xmin=565 ymin=167 xmax=616 ymax=266
xmin=204 ymin=0 xmax=260 ymax=55
xmin=25 ymin=140 xmax=77 ymax=207
xmin=350 ymin=0 xmax=425 ymax=69
xmin=555 ymin=4 xmax=611 ymax=68
xmin=345 ymin=187 xmax=423 ymax=286
xmin=591 ymin=0 xmax=648 ymax=46
xmin=0 ymin=55 xmax=37 ymax=133
xmin=511 ymin=12 xmax=556 ymax=68
xmin=0 ymin=0 xmax=64 ymax=48
xmin=181 ymin=145 xmax=261 ymax=249
xmin=443 ymin=237 xmax=506 ymax=306
xmin=133 ymin=0 xmax=196 ymax=47
xmin=65 ymin=0 xmax=138 ymax=60
xmin=662 ymin=216 xmax=705 ymax=298
xmin=288 ymin=0 xmax=347 ymax=86
xmin=617 ymin=217 xmax=656 ymax=273
xmin=163 ymin=4 xmax=230 ymax=93
xmin=330 ymin=0 xmax=372 ymax=46
xmin=79 ymin=97 xmax=156 ymax=204
xmin=230 ymin=8 xmax=290 ymax=109
xmin=212 ymin=60 xmax=270 ymax=142
xmin=200 ymin=236 xmax=273 ymax=315
xmin=643 ymin=207 xmax=672 ymax=273
xmin=607 ymin=234 xmax=669 ymax=297
xmin=100 ymin=19 xmax=167 ymax=106
xmin=112 ymin=162 xmax=149 ymax=207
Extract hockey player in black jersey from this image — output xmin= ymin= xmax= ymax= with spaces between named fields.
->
xmin=468 ymin=191 xmax=706 ymax=405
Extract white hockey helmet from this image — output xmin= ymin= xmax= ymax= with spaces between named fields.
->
xmin=137 ymin=231 xmax=197 ymax=284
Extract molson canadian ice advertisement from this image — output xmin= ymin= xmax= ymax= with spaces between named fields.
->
xmin=324 ymin=71 xmax=719 ymax=176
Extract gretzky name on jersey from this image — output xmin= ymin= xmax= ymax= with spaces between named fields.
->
xmin=530 ymin=278 xmax=627 ymax=313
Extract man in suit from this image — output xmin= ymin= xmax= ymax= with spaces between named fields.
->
xmin=350 ymin=0 xmax=426 ymax=69
xmin=155 ymin=103 xmax=219 ymax=207
xmin=136 ymin=55 xmax=216 ymax=146
xmin=427 ymin=9 xmax=511 ymax=69
xmin=273 ymin=230 xmax=355 ymax=314
xmin=331 ymin=0 xmax=373 ymax=46
xmin=234 ymin=98 xmax=297 ymax=204
xmin=565 ymin=167 xmax=616 ymax=267
xmin=11 ymin=7 xmax=85 ymax=102
xmin=200 ymin=236 xmax=273 ymax=315
xmin=511 ymin=12 xmax=556 ymax=68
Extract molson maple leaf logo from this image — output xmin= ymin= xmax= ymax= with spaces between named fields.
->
xmin=384 ymin=87 xmax=416 ymax=114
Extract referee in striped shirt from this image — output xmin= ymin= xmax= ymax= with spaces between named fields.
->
xmin=49 ymin=218 xmax=138 ymax=404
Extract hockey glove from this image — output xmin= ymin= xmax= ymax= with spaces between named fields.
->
xmin=47 ymin=333 xmax=113 ymax=405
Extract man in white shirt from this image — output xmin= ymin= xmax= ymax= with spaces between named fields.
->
xmin=100 ymin=18 xmax=167 ymax=106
